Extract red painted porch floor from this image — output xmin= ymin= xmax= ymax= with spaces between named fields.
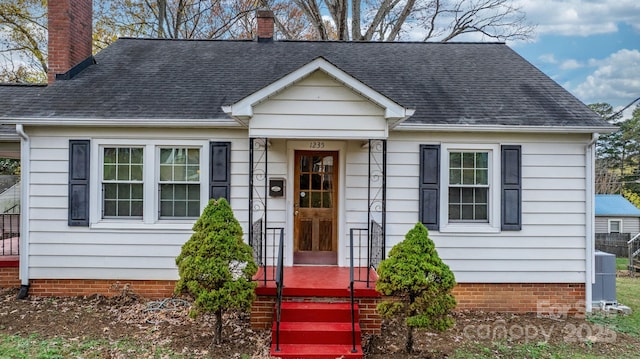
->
xmin=254 ymin=266 xmax=380 ymax=298
xmin=0 ymin=236 xmax=19 ymax=267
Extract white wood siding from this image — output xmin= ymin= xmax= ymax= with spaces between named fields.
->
xmin=24 ymin=127 xmax=591 ymax=284
xmin=376 ymin=132 xmax=590 ymax=283
xmin=25 ymin=127 xmax=249 ymax=280
xmin=250 ymin=71 xmax=387 ymax=139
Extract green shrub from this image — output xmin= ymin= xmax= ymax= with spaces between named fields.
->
xmin=376 ymin=222 xmax=457 ymax=352
xmin=175 ymin=198 xmax=258 ymax=344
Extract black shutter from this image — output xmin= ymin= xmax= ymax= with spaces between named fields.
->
xmin=210 ymin=141 xmax=231 ymax=201
xmin=68 ymin=140 xmax=90 ymax=226
xmin=419 ymin=145 xmax=440 ymax=231
xmin=501 ymin=145 xmax=522 ymax=230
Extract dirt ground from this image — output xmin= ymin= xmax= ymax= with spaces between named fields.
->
xmin=1 ymin=282 xmax=639 ymax=359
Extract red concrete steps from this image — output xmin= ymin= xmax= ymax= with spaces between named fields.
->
xmin=271 ymin=344 xmax=362 ymax=359
xmin=275 ymin=322 xmax=361 ymax=345
xmin=278 ymin=302 xmax=358 ymax=322
xmin=270 ymin=301 xmax=363 ymax=359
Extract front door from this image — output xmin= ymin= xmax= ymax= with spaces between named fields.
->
xmin=294 ymin=151 xmax=338 ymax=264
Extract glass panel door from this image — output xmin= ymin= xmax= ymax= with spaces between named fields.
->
xmin=293 ymin=151 xmax=338 ymax=264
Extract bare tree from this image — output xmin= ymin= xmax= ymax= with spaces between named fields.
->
xmin=94 ymin=0 xmax=258 ymax=45
xmin=595 ymin=160 xmax=622 ymax=195
xmin=0 ymin=0 xmax=47 ymax=80
xmin=1 ymin=0 xmax=535 ymax=83
xmin=94 ymin=0 xmax=313 ymax=45
xmin=288 ymin=0 xmax=534 ymax=41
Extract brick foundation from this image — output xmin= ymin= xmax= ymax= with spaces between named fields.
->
xmin=28 ymin=279 xmax=176 ymax=298
xmin=252 ymin=295 xmax=382 ymax=335
xmin=0 ymin=264 xmax=20 ymax=289
xmin=252 ymin=283 xmax=585 ymax=335
xmin=14 ymin=279 xmax=586 ymax=320
xmin=453 ymin=283 xmax=586 ymax=314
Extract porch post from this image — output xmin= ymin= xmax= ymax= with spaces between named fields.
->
xmin=382 ymin=139 xmax=387 ymax=260
xmin=367 ymin=139 xmax=372 ymax=263
xmin=366 ymin=139 xmax=387 ymax=285
xmin=249 ymin=138 xmax=271 ymax=284
xmin=249 ymin=138 xmax=254 ymax=248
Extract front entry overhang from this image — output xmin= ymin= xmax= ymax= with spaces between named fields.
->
xmin=221 ymin=57 xmax=414 ymax=140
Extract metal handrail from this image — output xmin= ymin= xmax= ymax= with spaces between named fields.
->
xmin=349 ymin=220 xmax=383 ymax=287
xmin=350 ymin=227 xmax=368 ymax=283
xmin=348 ymin=228 xmax=359 ymax=354
xmin=0 ymin=213 xmax=20 ymax=256
xmin=274 ymin=228 xmax=285 ymax=352
xmin=628 ymin=232 xmax=640 ymax=273
xmin=627 ymin=232 xmax=640 ymax=245
xmin=2 ymin=203 xmax=19 ymax=214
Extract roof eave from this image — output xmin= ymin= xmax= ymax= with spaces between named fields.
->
xmin=0 ymin=117 xmax=241 ymax=128
xmin=393 ymin=123 xmax=618 ymax=134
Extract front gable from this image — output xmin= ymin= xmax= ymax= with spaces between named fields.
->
xmin=223 ymin=57 xmax=413 ymax=139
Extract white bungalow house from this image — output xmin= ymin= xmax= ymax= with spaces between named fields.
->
xmin=0 ymin=0 xmax=614 ymax=335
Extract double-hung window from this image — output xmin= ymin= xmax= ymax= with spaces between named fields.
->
xmin=102 ymin=147 xmax=144 ymax=218
xmin=440 ymin=144 xmax=500 ymax=233
xmin=96 ymin=141 xmax=206 ymax=226
xmin=420 ymin=143 xmax=521 ymax=233
xmin=159 ymin=147 xmax=201 ymax=218
xmin=448 ymin=151 xmax=489 ymax=222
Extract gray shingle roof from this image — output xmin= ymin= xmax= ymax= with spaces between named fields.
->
xmin=0 ymin=38 xmax=610 ymax=128
xmin=0 ymin=84 xmax=45 ymax=139
xmin=0 ymin=84 xmax=46 ymax=115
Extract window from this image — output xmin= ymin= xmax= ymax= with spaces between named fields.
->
xmin=94 ymin=140 xmax=207 ymax=226
xmin=159 ymin=147 xmax=201 ymax=218
xmin=609 ymin=219 xmax=622 ymax=233
xmin=448 ymin=151 xmax=488 ymax=222
xmin=439 ymin=144 xmax=501 ymax=233
xmin=102 ymin=147 xmax=144 ymax=218
xmin=75 ymin=140 xmax=230 ymax=228
xmin=419 ymin=144 xmax=521 ymax=233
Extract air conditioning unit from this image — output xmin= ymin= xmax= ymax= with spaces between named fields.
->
xmin=592 ymin=250 xmax=616 ymax=305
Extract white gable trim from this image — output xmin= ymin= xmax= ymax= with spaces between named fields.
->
xmin=222 ymin=57 xmax=411 ymax=121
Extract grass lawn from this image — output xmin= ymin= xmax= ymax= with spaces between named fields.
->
xmin=588 ymin=275 xmax=640 ymax=338
xmin=1 ymin=274 xmax=639 ymax=358
xmin=616 ymin=257 xmax=629 ymax=271
xmin=0 ymin=336 xmax=186 ymax=359
xmin=451 ymin=274 xmax=640 ymax=359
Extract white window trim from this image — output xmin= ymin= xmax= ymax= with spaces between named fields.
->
xmin=90 ymin=139 xmax=209 ymax=230
xmin=101 ymin=146 xmax=144 ymax=219
xmin=608 ymin=218 xmax=623 ymax=234
xmin=439 ymin=143 xmax=501 ymax=234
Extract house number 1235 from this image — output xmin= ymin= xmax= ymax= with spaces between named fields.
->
xmin=309 ymin=141 xmax=325 ymax=149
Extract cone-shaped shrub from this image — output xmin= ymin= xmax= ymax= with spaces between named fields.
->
xmin=376 ymin=222 xmax=456 ymax=353
xmin=175 ymin=198 xmax=258 ymax=344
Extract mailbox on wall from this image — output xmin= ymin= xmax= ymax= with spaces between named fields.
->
xmin=269 ymin=177 xmax=285 ymax=197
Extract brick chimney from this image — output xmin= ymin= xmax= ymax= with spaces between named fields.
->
xmin=48 ymin=0 xmax=93 ymax=84
xmin=256 ymin=10 xmax=274 ymax=42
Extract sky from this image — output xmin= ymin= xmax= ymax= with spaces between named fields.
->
xmin=508 ymin=0 xmax=640 ymax=119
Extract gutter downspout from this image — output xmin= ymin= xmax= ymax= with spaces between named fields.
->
xmin=16 ymin=124 xmax=30 ymax=299
xmin=585 ymin=132 xmax=599 ymax=313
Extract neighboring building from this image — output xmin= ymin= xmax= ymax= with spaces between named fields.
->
xmin=595 ymin=194 xmax=640 ymax=235
xmin=0 ymin=0 xmax=615 ymax=318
